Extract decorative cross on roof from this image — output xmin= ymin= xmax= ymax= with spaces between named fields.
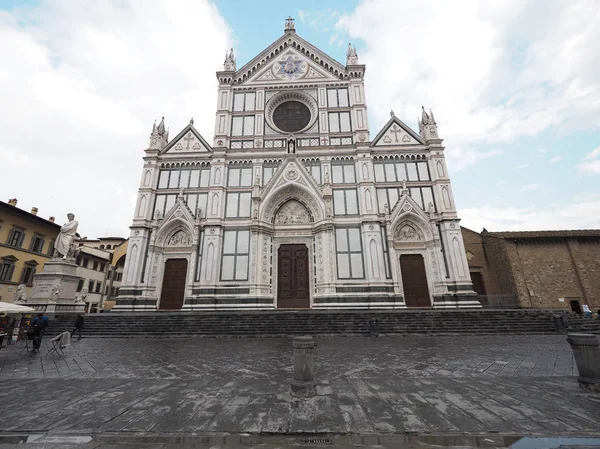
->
xmin=285 ymin=16 xmax=295 ymax=31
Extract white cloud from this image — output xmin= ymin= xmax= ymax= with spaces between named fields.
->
xmin=577 ymin=145 xmax=600 ymax=174
xmin=337 ymin=0 xmax=600 ymax=149
xmin=460 ymin=200 xmax=600 ymax=231
xmin=0 ymin=1 xmax=232 ymax=238
xmin=584 ymin=146 xmax=600 ymax=160
xmin=515 ymin=163 xmax=531 ymax=169
xmin=577 ymin=160 xmax=600 ymax=175
xmin=550 ymin=156 xmax=563 ymax=163
xmin=521 ymin=184 xmax=541 ymax=191
xmin=445 ymin=148 xmax=503 ymax=172
xmin=536 ymin=147 xmax=548 ymax=154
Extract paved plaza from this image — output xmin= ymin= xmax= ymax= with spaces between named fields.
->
xmin=0 ymin=335 xmax=599 ymax=447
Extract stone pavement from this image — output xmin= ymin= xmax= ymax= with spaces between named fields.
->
xmin=0 ymin=335 xmax=599 ymax=445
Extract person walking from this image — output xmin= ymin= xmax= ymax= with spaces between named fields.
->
xmin=73 ymin=314 xmax=84 ymax=340
xmin=31 ymin=313 xmax=48 ymax=352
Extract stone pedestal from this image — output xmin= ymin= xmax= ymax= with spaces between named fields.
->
xmin=567 ymin=333 xmax=600 ymax=392
xmin=26 ymin=259 xmax=85 ymax=316
xmin=291 ymin=336 xmax=316 ymax=398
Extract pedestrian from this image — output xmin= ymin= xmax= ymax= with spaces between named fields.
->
xmin=31 ymin=312 xmax=48 ymax=352
xmin=582 ymin=304 xmax=592 ymax=318
xmin=73 ymin=314 xmax=84 ymax=340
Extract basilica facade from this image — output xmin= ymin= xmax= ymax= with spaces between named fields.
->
xmin=114 ymin=18 xmax=477 ymax=311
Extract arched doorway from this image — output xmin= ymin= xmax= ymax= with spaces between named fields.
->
xmin=159 ymin=258 xmax=187 ymax=310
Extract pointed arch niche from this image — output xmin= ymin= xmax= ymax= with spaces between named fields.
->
xmin=261 ymin=185 xmax=324 ymax=224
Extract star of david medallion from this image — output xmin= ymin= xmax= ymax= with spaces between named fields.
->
xmin=285 ymin=169 xmax=298 ymax=180
xmin=275 ymin=56 xmax=305 ymax=80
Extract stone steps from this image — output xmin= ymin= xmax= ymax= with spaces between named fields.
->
xmin=44 ymin=309 xmax=600 ymax=337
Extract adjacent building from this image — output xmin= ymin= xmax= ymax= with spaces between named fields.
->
xmin=115 ymin=18 xmax=476 ymax=312
xmin=0 ymin=198 xmax=60 ymax=303
xmin=462 ymin=227 xmax=600 ymax=312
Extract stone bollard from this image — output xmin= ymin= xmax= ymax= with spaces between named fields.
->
xmin=566 ymin=333 xmax=600 ymax=392
xmin=291 ymin=336 xmax=316 ymax=398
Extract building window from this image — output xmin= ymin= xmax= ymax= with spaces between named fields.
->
xmin=376 ymin=187 xmax=435 ymax=213
xmin=0 ymin=256 xmax=17 ymax=282
xmin=374 ymin=161 xmax=430 ymax=183
xmin=158 ymin=168 xmax=210 ymax=190
xmin=302 ymin=160 xmax=322 ymax=184
xmin=331 ymin=161 xmax=356 ymax=184
xmin=99 ymin=263 xmax=106 ymax=272
xmin=20 ymin=263 xmax=37 ymax=286
xmin=231 ymin=115 xmax=255 ymax=137
xmin=93 ymin=261 xmax=99 ymax=271
xmin=225 ymin=192 xmax=252 ymax=218
xmin=328 ymin=112 xmax=351 ymax=133
xmin=333 ymin=189 xmax=359 ymax=215
xmin=95 ymin=283 xmax=101 ymax=294
xmin=88 ymin=280 xmax=94 ymax=292
xmin=6 ymin=228 xmax=25 ymax=248
xmin=29 ymin=235 xmax=45 ymax=254
xmin=262 ymin=163 xmax=280 ymax=186
xmin=221 ymin=230 xmax=250 ymax=281
xmin=227 ymin=166 xmax=253 ymax=187
xmin=233 ymin=92 xmax=256 ymax=112
xmin=77 ymin=279 xmax=84 ymax=292
xmin=82 ymin=257 xmax=89 ymax=268
xmin=380 ymin=226 xmax=392 ymax=279
xmin=335 ymin=228 xmax=364 ymax=279
xmin=195 ymin=231 xmax=204 ymax=281
xmin=99 ymin=244 xmax=105 ymax=249
xmin=327 ymin=88 xmax=349 ymax=108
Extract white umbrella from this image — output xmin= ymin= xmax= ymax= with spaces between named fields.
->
xmin=0 ymin=301 xmax=36 ymax=314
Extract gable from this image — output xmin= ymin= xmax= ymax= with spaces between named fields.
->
xmin=161 ymin=124 xmax=212 ymax=155
xmin=244 ymin=47 xmax=342 ymax=86
xmin=372 ymin=117 xmax=425 ymax=147
xmin=233 ymin=31 xmax=348 ymax=86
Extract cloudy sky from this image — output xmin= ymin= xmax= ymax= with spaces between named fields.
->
xmin=1 ymin=0 xmax=599 ymax=238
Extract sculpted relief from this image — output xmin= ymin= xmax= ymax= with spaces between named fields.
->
xmin=396 ymin=224 xmax=423 ymax=241
xmin=168 ymin=230 xmax=190 ymax=246
xmin=274 ymin=200 xmax=312 ymax=225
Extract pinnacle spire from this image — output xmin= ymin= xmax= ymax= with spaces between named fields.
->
xmin=156 ymin=116 xmax=166 ymax=136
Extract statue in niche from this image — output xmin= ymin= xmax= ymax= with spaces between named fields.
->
xmin=168 ymin=231 xmax=189 ymax=246
xmin=398 ymin=225 xmax=422 ymax=241
xmin=155 ymin=209 xmax=162 ymax=219
xmin=287 ymin=136 xmax=296 ymax=154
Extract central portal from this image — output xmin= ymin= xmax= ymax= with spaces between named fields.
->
xmin=159 ymin=258 xmax=187 ymax=310
xmin=277 ymin=244 xmax=310 ymax=309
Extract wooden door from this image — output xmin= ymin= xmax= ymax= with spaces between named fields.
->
xmin=400 ymin=254 xmax=431 ymax=308
xmin=159 ymin=258 xmax=187 ymax=310
xmin=277 ymin=244 xmax=310 ymax=309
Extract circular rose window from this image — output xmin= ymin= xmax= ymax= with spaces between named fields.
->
xmin=272 ymin=101 xmax=311 ymax=133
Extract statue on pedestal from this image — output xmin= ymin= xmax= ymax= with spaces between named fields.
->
xmin=53 ymin=213 xmax=79 ymax=259
xmin=14 ymin=284 xmax=27 ymax=303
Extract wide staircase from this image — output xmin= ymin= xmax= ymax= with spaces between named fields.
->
xmin=45 ymin=309 xmax=600 ymax=338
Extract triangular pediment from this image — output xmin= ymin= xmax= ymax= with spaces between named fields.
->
xmin=389 ymin=192 xmax=434 ymax=241
xmin=372 ymin=116 xmax=425 ymax=147
xmin=234 ymin=33 xmax=347 ymax=86
xmin=260 ymin=156 xmax=323 ymax=200
xmin=161 ymin=124 xmax=212 ymax=155
xmin=244 ymin=48 xmax=342 ymax=85
xmin=161 ymin=196 xmax=196 ymax=226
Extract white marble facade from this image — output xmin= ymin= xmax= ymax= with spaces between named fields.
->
xmin=114 ymin=19 xmax=478 ymax=311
